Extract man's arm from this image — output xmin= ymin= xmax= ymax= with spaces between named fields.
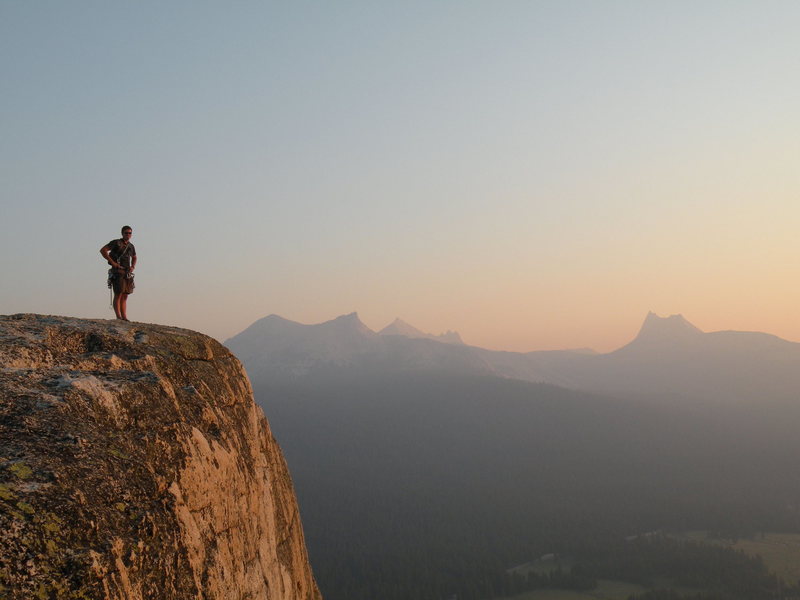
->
xmin=100 ymin=244 xmax=121 ymax=269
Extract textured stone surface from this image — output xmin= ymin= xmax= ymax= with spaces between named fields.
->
xmin=0 ymin=314 xmax=321 ymax=600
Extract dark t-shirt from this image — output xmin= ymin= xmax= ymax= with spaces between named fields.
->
xmin=107 ymin=239 xmax=136 ymax=268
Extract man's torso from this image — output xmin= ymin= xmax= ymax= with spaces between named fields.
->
xmin=107 ymin=239 xmax=136 ymax=268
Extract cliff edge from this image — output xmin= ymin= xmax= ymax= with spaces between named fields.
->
xmin=0 ymin=314 xmax=321 ymax=600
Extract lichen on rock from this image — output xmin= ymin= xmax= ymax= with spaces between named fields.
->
xmin=0 ymin=314 xmax=321 ymax=600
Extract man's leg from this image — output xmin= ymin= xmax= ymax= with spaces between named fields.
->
xmin=113 ymin=292 xmax=123 ymax=319
xmin=119 ymin=293 xmax=129 ymax=321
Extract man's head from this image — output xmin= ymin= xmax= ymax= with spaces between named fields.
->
xmin=121 ymin=226 xmax=133 ymax=238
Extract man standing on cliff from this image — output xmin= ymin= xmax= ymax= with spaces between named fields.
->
xmin=100 ymin=226 xmax=136 ymax=321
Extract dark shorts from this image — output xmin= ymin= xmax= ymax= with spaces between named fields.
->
xmin=111 ymin=270 xmax=135 ymax=294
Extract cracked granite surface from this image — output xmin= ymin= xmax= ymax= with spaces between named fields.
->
xmin=0 ymin=314 xmax=321 ymax=600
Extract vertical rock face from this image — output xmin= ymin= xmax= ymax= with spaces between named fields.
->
xmin=0 ymin=314 xmax=321 ymax=600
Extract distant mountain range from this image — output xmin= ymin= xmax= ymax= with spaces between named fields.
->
xmin=225 ymin=311 xmax=800 ymax=404
xmin=226 ymin=313 xmax=492 ymax=383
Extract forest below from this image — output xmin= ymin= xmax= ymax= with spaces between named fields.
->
xmin=255 ymin=372 xmax=800 ymax=600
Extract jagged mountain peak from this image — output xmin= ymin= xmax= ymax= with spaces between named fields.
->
xmin=379 ymin=318 xmax=427 ymax=337
xmin=334 ymin=311 xmax=361 ymax=321
xmin=625 ymin=312 xmax=704 ymax=348
xmin=324 ymin=312 xmax=376 ymax=336
xmin=438 ymin=330 xmax=464 ymax=345
xmin=227 ymin=314 xmax=303 ymax=343
xmin=379 ymin=318 xmax=464 ymax=345
xmin=259 ymin=313 xmax=297 ymax=325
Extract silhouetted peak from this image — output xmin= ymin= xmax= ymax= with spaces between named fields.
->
xmin=324 ymin=312 xmax=376 ymax=336
xmin=635 ymin=312 xmax=703 ymax=343
xmin=379 ymin=318 xmax=427 ymax=338
xmin=438 ymin=330 xmax=464 ymax=344
xmin=333 ymin=312 xmax=361 ymax=323
xmin=379 ymin=318 xmax=464 ymax=345
xmin=260 ymin=314 xmax=296 ymax=324
xmin=228 ymin=314 xmax=303 ymax=342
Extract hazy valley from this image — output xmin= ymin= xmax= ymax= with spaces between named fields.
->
xmin=226 ymin=312 xmax=800 ymax=600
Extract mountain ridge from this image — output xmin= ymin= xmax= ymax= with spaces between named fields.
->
xmin=227 ymin=311 xmax=800 ymax=404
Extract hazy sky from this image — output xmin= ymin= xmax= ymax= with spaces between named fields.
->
xmin=2 ymin=1 xmax=798 ymax=352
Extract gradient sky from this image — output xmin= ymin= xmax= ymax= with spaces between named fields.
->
xmin=2 ymin=1 xmax=798 ymax=352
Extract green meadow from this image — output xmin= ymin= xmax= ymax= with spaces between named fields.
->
xmin=496 ymin=531 xmax=800 ymax=600
xmin=675 ymin=531 xmax=800 ymax=585
xmin=498 ymin=579 xmax=646 ymax=600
